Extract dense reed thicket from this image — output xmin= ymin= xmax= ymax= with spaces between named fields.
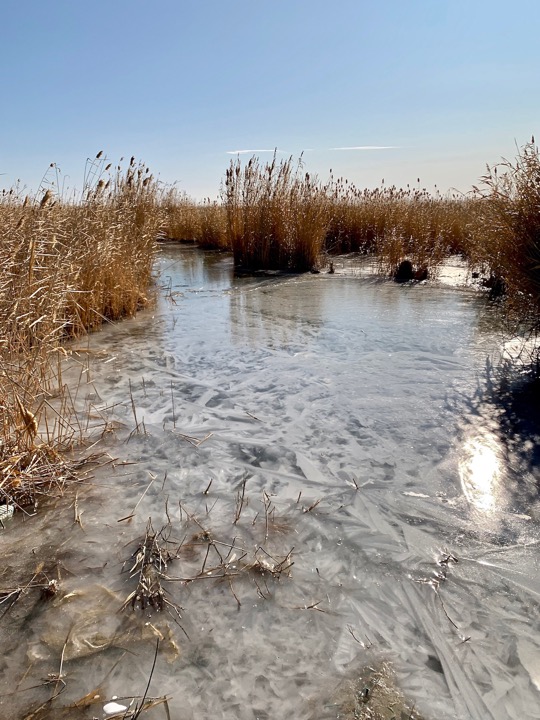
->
xmin=217 ymin=141 xmax=540 ymax=316
xmin=217 ymin=153 xmax=480 ymax=275
xmin=222 ymin=154 xmax=330 ymax=271
xmin=215 ymin=141 xmax=540 ymax=344
xmin=467 ymin=140 xmax=540 ymax=332
xmin=0 ymin=153 xmax=163 ymax=509
xmin=325 ymin=179 xmax=478 ymax=273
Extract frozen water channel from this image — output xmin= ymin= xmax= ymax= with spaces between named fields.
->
xmin=1 ymin=246 xmax=540 ymax=719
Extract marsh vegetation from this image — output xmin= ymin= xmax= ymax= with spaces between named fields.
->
xmin=0 ymin=153 xmax=163 ymax=512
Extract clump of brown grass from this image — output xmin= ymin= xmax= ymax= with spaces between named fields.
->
xmin=198 ymin=198 xmax=227 ymax=249
xmin=0 ymin=440 xmax=88 ymax=514
xmin=121 ymin=519 xmax=185 ymax=621
xmin=0 ymin=153 xmax=163 ymax=513
xmin=174 ymin=490 xmax=294 ymax=607
xmin=162 ymin=189 xmax=201 ymax=242
xmin=222 ymin=153 xmax=330 ymax=272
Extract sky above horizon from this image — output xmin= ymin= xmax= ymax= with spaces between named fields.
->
xmin=1 ymin=0 xmax=539 ymax=198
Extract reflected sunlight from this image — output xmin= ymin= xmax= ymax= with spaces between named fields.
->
xmin=459 ymin=433 xmax=503 ymax=512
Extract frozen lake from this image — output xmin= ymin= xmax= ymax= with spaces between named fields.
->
xmin=1 ymin=246 xmax=539 ymax=719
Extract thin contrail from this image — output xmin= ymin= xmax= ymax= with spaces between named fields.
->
xmin=226 ymin=149 xmax=281 ymax=155
xmin=331 ymin=146 xmax=399 ymax=151
xmin=225 ymin=146 xmax=399 ymax=155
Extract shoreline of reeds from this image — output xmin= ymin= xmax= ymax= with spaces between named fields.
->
xmin=0 ymin=153 xmax=164 ymax=515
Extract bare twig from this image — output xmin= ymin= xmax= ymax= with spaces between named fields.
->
xmin=203 ymin=478 xmax=213 ymax=495
xmin=131 ymin=639 xmax=160 ymax=720
xmin=233 ymin=476 xmax=247 ymax=524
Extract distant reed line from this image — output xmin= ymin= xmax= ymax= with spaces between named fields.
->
xmin=164 ymin=142 xmax=540 ymax=335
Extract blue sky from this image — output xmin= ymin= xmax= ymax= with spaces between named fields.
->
xmin=1 ymin=0 xmax=539 ymax=198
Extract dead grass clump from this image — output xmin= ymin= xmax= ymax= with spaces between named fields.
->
xmin=0 ymin=441 xmax=86 ymax=514
xmin=222 ymin=153 xmax=330 ymax=272
xmin=121 ymin=519 xmax=182 ymax=618
xmin=174 ymin=492 xmax=295 ymax=605
xmin=198 ymin=198 xmax=227 ymax=249
xmin=121 ymin=503 xmax=294 ymax=620
xmin=162 ymin=189 xmax=201 ymax=242
xmin=241 ymin=546 xmax=294 ymax=578
xmin=188 ymin=539 xmax=294 ymax=607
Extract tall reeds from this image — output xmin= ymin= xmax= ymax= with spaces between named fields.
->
xmin=325 ymin=177 xmax=477 ymax=274
xmin=219 ymin=153 xmax=479 ymax=275
xmin=162 ymin=190 xmax=201 ymax=242
xmin=0 ymin=154 xmax=162 ymax=509
xmin=468 ymin=139 xmax=540 ymax=331
xmin=222 ymin=153 xmax=330 ymax=272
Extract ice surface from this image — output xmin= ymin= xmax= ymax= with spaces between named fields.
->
xmin=0 ymin=247 xmax=539 ymax=719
